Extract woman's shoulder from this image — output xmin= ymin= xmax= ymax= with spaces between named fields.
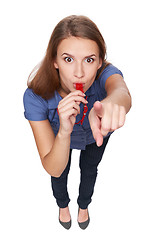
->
xmin=98 ymin=63 xmax=123 ymax=78
xmin=23 ymin=87 xmax=60 ymax=112
xmin=24 ymin=87 xmax=43 ymax=99
xmin=23 ymin=87 xmax=49 ymax=106
xmin=96 ymin=62 xmax=123 ymax=89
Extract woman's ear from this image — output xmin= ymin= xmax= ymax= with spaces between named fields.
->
xmin=98 ymin=58 xmax=103 ymax=69
xmin=53 ymin=59 xmax=59 ymax=69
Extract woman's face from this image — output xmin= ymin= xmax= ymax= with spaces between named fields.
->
xmin=54 ymin=36 xmax=102 ymax=96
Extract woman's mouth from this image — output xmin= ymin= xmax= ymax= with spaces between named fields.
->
xmin=74 ymin=83 xmax=85 ymax=92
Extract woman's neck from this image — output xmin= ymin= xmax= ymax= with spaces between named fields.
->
xmin=57 ymin=87 xmax=69 ymax=99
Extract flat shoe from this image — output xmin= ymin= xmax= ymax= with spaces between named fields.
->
xmin=59 ymin=219 xmax=72 ymax=230
xmin=59 ymin=208 xmax=71 ymax=230
xmin=78 ymin=208 xmax=90 ymax=230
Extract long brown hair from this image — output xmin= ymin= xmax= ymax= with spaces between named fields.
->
xmin=28 ymin=15 xmax=109 ymax=99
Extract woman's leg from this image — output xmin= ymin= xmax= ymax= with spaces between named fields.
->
xmin=77 ymin=136 xmax=110 ymax=209
xmin=51 ymin=149 xmax=72 ymax=208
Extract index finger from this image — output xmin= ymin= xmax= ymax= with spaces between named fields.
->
xmin=59 ymin=90 xmax=85 ymax=103
xmin=59 ymin=95 xmax=88 ymax=109
xmin=93 ymin=101 xmax=103 ymax=118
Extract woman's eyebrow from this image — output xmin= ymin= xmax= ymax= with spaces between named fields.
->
xmin=61 ymin=53 xmax=74 ymax=57
xmin=85 ymin=54 xmax=97 ymax=58
xmin=61 ymin=53 xmax=97 ymax=58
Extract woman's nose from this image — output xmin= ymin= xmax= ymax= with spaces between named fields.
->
xmin=74 ymin=62 xmax=84 ymax=79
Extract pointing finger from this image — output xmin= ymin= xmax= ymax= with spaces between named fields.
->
xmin=93 ymin=101 xmax=103 ymax=118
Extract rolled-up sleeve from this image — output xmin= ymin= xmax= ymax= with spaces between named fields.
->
xmin=23 ymin=88 xmax=48 ymax=121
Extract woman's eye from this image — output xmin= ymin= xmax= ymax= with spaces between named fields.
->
xmin=64 ymin=57 xmax=73 ymax=63
xmin=85 ymin=58 xmax=94 ymax=63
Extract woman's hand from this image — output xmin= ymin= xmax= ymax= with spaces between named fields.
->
xmin=89 ymin=100 xmax=126 ymax=147
xmin=57 ymin=91 xmax=88 ymax=136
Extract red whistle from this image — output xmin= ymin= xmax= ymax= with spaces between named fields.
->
xmin=74 ymin=83 xmax=88 ymax=125
xmin=76 ymin=83 xmax=84 ymax=93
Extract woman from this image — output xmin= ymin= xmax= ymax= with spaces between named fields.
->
xmin=23 ymin=15 xmax=131 ymax=230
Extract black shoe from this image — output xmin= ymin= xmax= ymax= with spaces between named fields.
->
xmin=59 ymin=219 xmax=72 ymax=230
xmin=59 ymin=208 xmax=71 ymax=230
xmin=78 ymin=208 xmax=90 ymax=230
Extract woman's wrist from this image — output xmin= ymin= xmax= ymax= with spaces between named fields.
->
xmin=57 ymin=129 xmax=71 ymax=139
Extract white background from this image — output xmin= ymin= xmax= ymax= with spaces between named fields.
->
xmin=0 ymin=0 xmax=160 ymax=239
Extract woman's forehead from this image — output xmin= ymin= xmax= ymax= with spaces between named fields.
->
xmin=57 ymin=36 xmax=100 ymax=56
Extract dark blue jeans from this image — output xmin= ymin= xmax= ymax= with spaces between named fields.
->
xmin=51 ymin=136 xmax=110 ymax=209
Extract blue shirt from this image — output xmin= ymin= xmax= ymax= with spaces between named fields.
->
xmin=23 ymin=64 xmax=123 ymax=150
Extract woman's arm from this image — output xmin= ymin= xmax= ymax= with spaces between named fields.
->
xmin=89 ymin=74 xmax=132 ymax=147
xmin=29 ymin=120 xmax=71 ymax=177
xmin=29 ymin=91 xmax=87 ymax=177
xmin=103 ymin=73 xmax=131 ymax=114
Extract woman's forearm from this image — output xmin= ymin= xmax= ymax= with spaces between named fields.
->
xmin=42 ymin=132 xmax=71 ymax=177
xmin=102 ymin=88 xmax=132 ymax=114
xmin=41 ymin=91 xmax=87 ymax=177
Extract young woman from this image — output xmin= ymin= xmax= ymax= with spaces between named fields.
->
xmin=23 ymin=15 xmax=131 ymax=230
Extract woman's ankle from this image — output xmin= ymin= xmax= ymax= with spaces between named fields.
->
xmin=78 ymin=208 xmax=89 ymax=223
xmin=59 ymin=207 xmax=71 ymax=222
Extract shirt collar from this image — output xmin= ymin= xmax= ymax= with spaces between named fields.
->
xmin=47 ymin=91 xmax=62 ymax=109
xmin=85 ymin=83 xmax=96 ymax=96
